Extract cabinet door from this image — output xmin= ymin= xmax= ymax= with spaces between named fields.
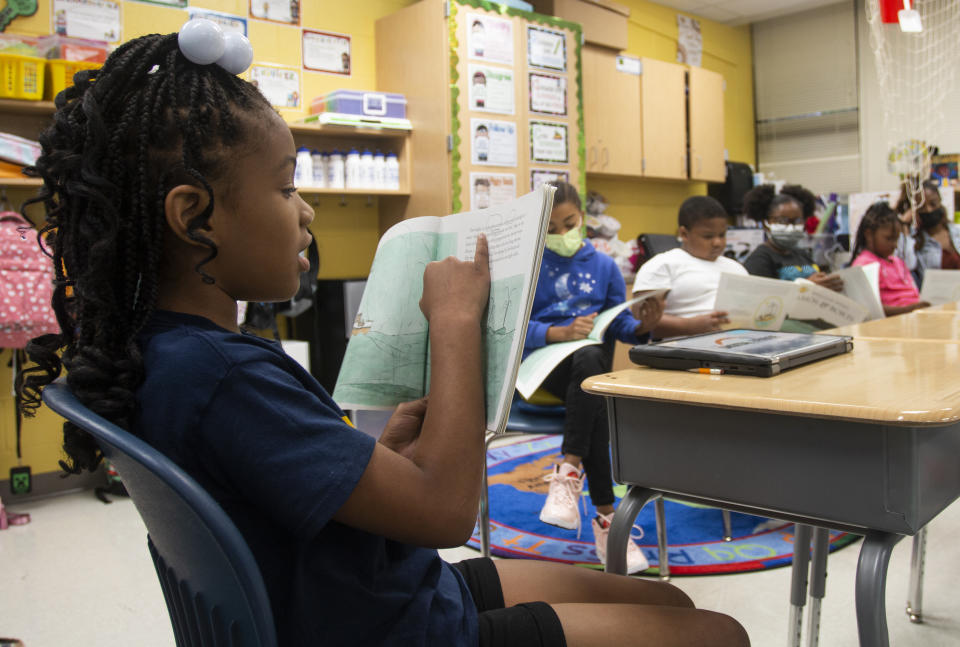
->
xmin=688 ymin=66 xmax=726 ymax=182
xmin=582 ymin=46 xmax=642 ymax=177
xmin=640 ymin=58 xmax=686 ymax=180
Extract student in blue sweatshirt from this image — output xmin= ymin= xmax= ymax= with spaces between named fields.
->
xmin=525 ymin=181 xmax=663 ymax=574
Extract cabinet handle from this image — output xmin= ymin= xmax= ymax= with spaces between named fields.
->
xmin=601 ymin=147 xmax=609 ymax=169
xmin=589 ymin=146 xmax=597 ymax=169
xmin=697 ymin=156 xmax=702 ymax=175
xmin=681 ymin=155 xmax=686 ymax=176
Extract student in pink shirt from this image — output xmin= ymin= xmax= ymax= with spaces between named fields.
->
xmin=851 ymin=202 xmax=930 ymax=316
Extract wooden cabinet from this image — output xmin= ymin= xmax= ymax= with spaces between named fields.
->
xmin=582 ymin=45 xmax=642 ymax=177
xmin=639 ymin=57 xmax=687 ymax=180
xmin=688 ymin=66 xmax=725 ymax=182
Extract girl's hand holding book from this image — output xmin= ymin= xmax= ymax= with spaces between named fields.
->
xmin=419 ymin=233 xmax=490 ymax=325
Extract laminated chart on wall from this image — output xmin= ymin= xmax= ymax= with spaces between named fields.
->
xmin=448 ymin=0 xmax=583 ymax=212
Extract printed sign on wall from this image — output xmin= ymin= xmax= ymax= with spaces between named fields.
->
xmin=468 ymin=13 xmax=513 ymax=65
xmin=303 ymin=30 xmax=351 ymax=75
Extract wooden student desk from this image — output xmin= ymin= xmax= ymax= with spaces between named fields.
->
xmin=827 ymin=308 xmax=960 ymax=341
xmin=582 ymin=336 xmax=960 ymax=647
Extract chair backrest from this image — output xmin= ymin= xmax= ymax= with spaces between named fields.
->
xmin=42 ymin=381 xmax=278 ymax=647
xmin=639 ymin=233 xmax=682 ymax=260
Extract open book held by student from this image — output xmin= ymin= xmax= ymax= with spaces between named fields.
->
xmin=515 ymin=289 xmax=666 ymax=400
xmin=919 ymin=269 xmax=960 ymax=305
xmin=713 ymin=263 xmax=884 ymax=332
xmin=333 ymin=186 xmax=554 ymax=435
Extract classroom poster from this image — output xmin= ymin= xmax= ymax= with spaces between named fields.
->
xmin=129 ymin=0 xmax=185 ymax=7
xmin=530 ymin=121 xmax=568 ymax=164
xmin=677 ymin=15 xmax=702 ymax=67
xmin=249 ymin=0 xmax=299 ymax=26
xmin=52 ymin=0 xmax=121 ymax=43
xmin=188 ymin=9 xmax=247 ymax=36
xmin=529 ymin=73 xmax=566 ymax=116
xmin=723 ymin=228 xmax=765 ymax=264
xmin=468 ymin=65 xmax=514 ymax=114
xmin=471 ymin=119 xmax=517 ymax=167
xmin=530 ymin=169 xmax=569 ymax=191
xmin=527 ymin=25 xmax=565 ymax=71
xmin=470 ymin=172 xmax=516 ymax=210
xmin=467 ymin=13 xmax=513 ymax=65
xmin=303 ymin=30 xmax=351 ymax=75
xmin=250 ymin=64 xmax=301 ymax=109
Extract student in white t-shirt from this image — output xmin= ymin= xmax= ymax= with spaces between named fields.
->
xmin=632 ymin=196 xmax=748 ymax=338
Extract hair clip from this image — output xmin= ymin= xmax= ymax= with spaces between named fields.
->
xmin=178 ymin=18 xmax=253 ymax=75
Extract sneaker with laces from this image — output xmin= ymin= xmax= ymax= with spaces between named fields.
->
xmin=592 ymin=512 xmax=650 ymax=575
xmin=539 ymin=462 xmax=584 ymax=532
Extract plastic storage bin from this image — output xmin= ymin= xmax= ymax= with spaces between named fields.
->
xmin=0 ymin=53 xmax=45 ymax=100
xmin=310 ymin=90 xmax=407 ymax=119
xmin=45 ymin=59 xmax=100 ymax=100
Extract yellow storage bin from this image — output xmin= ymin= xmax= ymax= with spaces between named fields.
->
xmin=0 ymin=53 xmax=45 ymax=100
xmin=45 ymin=59 xmax=100 ymax=100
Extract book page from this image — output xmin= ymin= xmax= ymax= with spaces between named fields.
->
xmin=834 ymin=264 xmax=884 ymax=320
xmin=920 ymin=269 xmax=960 ymax=305
xmin=332 ymin=218 xmax=442 ymax=409
xmin=436 ymin=187 xmax=553 ymax=433
xmin=790 ymin=280 xmax=869 ymax=329
xmin=713 ymin=273 xmax=798 ymax=331
xmin=515 ymin=291 xmax=665 ymax=400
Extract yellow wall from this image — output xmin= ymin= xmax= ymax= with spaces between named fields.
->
xmin=588 ymin=1 xmax=755 ymax=238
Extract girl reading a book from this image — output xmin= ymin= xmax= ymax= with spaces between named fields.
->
xmin=742 ymin=184 xmax=844 ymax=292
xmin=17 ymin=25 xmax=748 ymax=647
xmin=851 ymin=202 xmax=929 ymax=315
xmin=525 ymin=181 xmax=664 ymax=575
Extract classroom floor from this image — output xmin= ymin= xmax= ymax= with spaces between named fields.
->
xmin=3 ymin=488 xmax=960 ymax=646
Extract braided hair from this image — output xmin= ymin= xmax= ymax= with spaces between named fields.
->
xmin=851 ymin=201 xmax=900 ymax=262
xmin=16 ymin=33 xmax=272 ymax=474
xmin=742 ymin=183 xmax=817 ymax=223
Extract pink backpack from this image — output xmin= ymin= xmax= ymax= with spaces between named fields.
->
xmin=0 ymin=212 xmax=59 ymax=348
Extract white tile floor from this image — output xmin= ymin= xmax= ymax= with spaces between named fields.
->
xmin=3 ymin=490 xmax=960 ymax=646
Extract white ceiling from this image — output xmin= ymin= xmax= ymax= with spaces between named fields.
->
xmin=652 ymin=0 xmax=850 ymax=25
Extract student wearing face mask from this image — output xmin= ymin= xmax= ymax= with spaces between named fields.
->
xmin=741 ymin=184 xmax=844 ymax=292
xmin=912 ymin=180 xmax=960 ymax=286
xmin=524 ymin=181 xmax=664 ymax=574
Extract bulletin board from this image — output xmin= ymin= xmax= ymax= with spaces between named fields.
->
xmin=449 ymin=0 xmax=583 ymax=213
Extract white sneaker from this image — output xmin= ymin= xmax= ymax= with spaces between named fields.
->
xmin=539 ymin=462 xmax=584 ymax=534
xmin=592 ymin=512 xmax=650 ymax=575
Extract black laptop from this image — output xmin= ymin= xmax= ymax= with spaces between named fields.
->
xmin=629 ymin=329 xmax=854 ymax=377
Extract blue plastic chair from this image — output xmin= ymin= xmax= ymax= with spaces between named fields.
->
xmin=42 ymin=381 xmax=278 ymax=647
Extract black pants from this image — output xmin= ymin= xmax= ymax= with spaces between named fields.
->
xmin=541 ymin=343 xmax=615 ymax=508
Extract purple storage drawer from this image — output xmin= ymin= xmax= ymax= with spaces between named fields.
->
xmin=313 ymin=90 xmax=407 ymax=118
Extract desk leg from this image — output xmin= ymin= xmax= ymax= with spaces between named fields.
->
xmin=805 ymin=527 xmax=830 ymax=647
xmin=855 ymin=531 xmax=904 ymax=647
xmin=607 ymin=486 xmax=657 ymax=576
xmin=906 ymin=527 xmax=927 ymax=623
xmin=654 ymin=496 xmax=670 ymax=581
xmin=789 ymin=524 xmax=812 ymax=647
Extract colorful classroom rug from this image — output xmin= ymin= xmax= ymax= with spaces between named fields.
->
xmin=468 ymin=435 xmax=859 ymax=575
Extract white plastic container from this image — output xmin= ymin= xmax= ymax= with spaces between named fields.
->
xmin=373 ymin=150 xmax=386 ymax=189
xmin=327 ymin=150 xmax=345 ymax=189
xmin=311 ymin=149 xmax=325 ymax=188
xmin=360 ymin=149 xmax=374 ymax=189
xmin=385 ymin=151 xmax=400 ymax=190
xmin=345 ymin=148 xmax=361 ymax=189
xmin=294 ymin=146 xmax=313 ymax=188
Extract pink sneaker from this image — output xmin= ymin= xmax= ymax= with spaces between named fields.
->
xmin=539 ymin=462 xmax=585 ymax=534
xmin=592 ymin=512 xmax=649 ymax=574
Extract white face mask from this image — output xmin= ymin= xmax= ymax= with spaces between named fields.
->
xmin=767 ymin=222 xmax=805 ymax=249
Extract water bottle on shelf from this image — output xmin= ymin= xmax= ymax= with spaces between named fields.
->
xmin=385 ymin=151 xmax=400 ymax=190
xmin=345 ymin=147 xmax=361 ymax=189
xmin=311 ymin=149 xmax=325 ymax=188
xmin=327 ymin=149 xmax=346 ymax=189
xmin=360 ymin=149 xmax=374 ymax=189
xmin=294 ymin=146 xmax=313 ymax=188
xmin=373 ymin=150 xmax=386 ymax=189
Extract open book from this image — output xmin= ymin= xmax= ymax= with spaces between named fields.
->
xmin=713 ymin=265 xmax=882 ymax=332
xmin=515 ymin=290 xmax=667 ymax=400
xmin=332 ymin=186 xmax=554 ymax=435
xmin=920 ymin=269 xmax=960 ymax=305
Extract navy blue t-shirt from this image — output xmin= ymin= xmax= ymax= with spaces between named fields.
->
xmin=135 ymin=311 xmax=477 ymax=646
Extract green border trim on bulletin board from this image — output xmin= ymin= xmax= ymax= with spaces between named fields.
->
xmin=449 ymin=0 xmax=585 ymax=211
